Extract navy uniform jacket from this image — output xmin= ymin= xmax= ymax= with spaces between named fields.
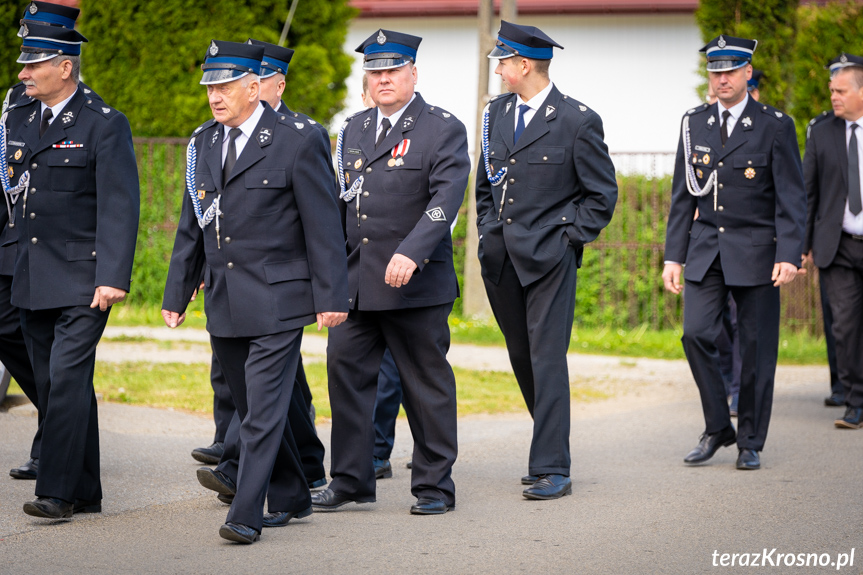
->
xmin=1 ymin=81 xmax=103 ymax=276
xmin=162 ymin=103 xmax=348 ymax=337
xmin=277 ymin=101 xmax=339 ymax=200
xmin=665 ymin=97 xmax=807 ymax=286
xmin=476 ymin=86 xmax=618 ymax=286
xmin=339 ymin=93 xmax=470 ymax=310
xmin=803 ymin=111 xmax=851 ymax=269
xmin=1 ymin=87 xmax=139 ymax=309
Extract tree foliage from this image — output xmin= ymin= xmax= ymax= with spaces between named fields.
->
xmin=78 ymin=0 xmax=356 ymax=136
xmin=1 ymin=1 xmax=24 ymax=96
xmin=695 ymin=0 xmax=798 ymax=111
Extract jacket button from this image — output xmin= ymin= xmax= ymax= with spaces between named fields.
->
xmin=30 ymin=187 xmax=36 ymax=193
xmin=362 ymin=238 xmax=369 ymax=245
xmin=7 ymin=223 xmax=13 ymax=228
xmin=508 ymin=198 xmax=514 ymax=204
xmin=509 ymin=158 xmax=516 ymax=165
xmin=543 ymin=156 xmax=548 ymax=161
xmin=348 ymin=298 xmax=353 ymax=303
xmin=91 ymin=251 xmax=96 ymax=257
xmin=227 ymin=262 xmax=234 ymax=269
xmin=361 ymin=214 xmax=367 ymax=221
xmin=509 ymin=178 xmax=515 ymax=184
xmin=719 ymin=227 xmax=725 ymax=233
xmin=365 ymin=167 xmax=372 ymax=173
xmin=31 ymin=163 xmax=37 ymax=169
xmin=64 ymin=158 xmax=69 ymax=163
xmin=748 ymin=160 xmax=753 ymax=165
xmin=773 ymin=237 xmax=777 ymax=242
xmin=363 ymin=191 xmax=369 ymax=197
xmin=718 ymin=161 xmax=724 ymax=167
xmin=31 ymin=237 xmax=37 ymax=244
xmin=506 ymin=218 xmax=512 ymax=224
xmin=225 ymin=237 xmax=232 ymax=244
xmin=718 ymin=183 xmax=724 ymax=189
xmin=263 ymin=179 xmax=268 ymax=185
xmin=423 ymin=259 xmax=429 ymax=264
xmin=29 ymin=212 xmax=35 ymax=219
xmin=718 ymin=206 xmax=724 ymax=211
xmin=490 ymin=151 xmax=495 ymax=156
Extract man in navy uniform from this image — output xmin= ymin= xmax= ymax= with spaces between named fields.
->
xmin=162 ymin=40 xmax=347 ymax=543
xmin=1 ymin=21 xmax=140 ymax=518
xmin=476 ymin=21 xmax=617 ymax=500
xmin=2 ymin=0 xmax=104 ymax=483
xmin=663 ymin=36 xmax=807 ymax=469
xmin=194 ymin=39 xmax=330 ymax=498
xmin=803 ymin=53 xmax=863 ymax=429
xmin=312 ymin=29 xmax=469 ymax=515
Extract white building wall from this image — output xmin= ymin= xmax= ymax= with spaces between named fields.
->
xmin=333 ymin=13 xmax=703 ymax=160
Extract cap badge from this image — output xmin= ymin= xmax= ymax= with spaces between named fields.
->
xmin=21 ymin=23 xmax=29 ymax=37
xmin=546 ymin=105 xmax=555 ymax=117
xmin=14 ymin=149 xmax=23 ymax=160
xmin=718 ymin=35 xmax=726 ymax=49
xmin=841 ymin=54 xmax=848 ymax=63
xmin=707 ymin=115 xmax=715 ymax=126
xmin=425 ymin=207 xmax=446 ymax=222
xmin=209 ymin=41 xmax=219 ymax=57
xmin=29 ymin=3 xmax=37 ymax=15
xmin=377 ymin=30 xmax=386 ymax=45
xmin=742 ymin=116 xmax=752 ymax=128
xmin=745 ymin=167 xmax=756 ymax=179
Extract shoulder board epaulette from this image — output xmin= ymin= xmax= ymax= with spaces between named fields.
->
xmin=79 ymin=83 xmax=103 ymax=102
xmin=427 ymin=104 xmax=455 ymax=120
xmin=684 ymin=103 xmax=710 ymax=116
xmin=808 ymin=110 xmax=833 ymax=127
xmin=488 ymin=92 xmax=515 ymax=106
xmin=278 ymin=114 xmax=311 ymax=135
xmin=561 ymin=95 xmax=590 ymax=113
xmin=758 ymin=103 xmax=787 ymax=120
xmin=192 ymin=118 xmax=217 ymax=136
xmin=84 ymin=100 xmax=117 ymax=117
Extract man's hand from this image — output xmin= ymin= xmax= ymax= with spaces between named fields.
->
xmin=161 ymin=309 xmax=186 ymax=329
xmin=385 ymin=254 xmax=418 ymax=288
xmin=190 ymin=280 xmax=205 ymax=302
xmin=772 ymin=262 xmax=798 ymax=287
xmin=798 ymin=251 xmax=813 ymax=276
xmin=317 ymin=312 xmax=348 ymax=330
xmin=662 ymin=263 xmax=683 ymax=295
xmin=90 ymin=286 xmax=127 ymax=312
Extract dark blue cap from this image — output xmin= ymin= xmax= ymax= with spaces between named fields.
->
xmin=488 ymin=21 xmax=563 ymax=61
xmin=18 ymin=21 xmax=86 ymax=64
xmin=826 ymin=52 xmax=863 ymax=74
xmin=18 ymin=1 xmax=79 ymax=38
xmin=247 ymin=39 xmax=294 ymax=78
xmin=700 ymin=35 xmax=757 ymax=72
xmin=355 ymin=29 xmax=421 ymax=70
xmin=200 ymin=40 xmax=264 ymax=85
xmin=747 ymin=69 xmax=763 ymax=91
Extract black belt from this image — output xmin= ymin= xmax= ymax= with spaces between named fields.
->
xmin=842 ymin=231 xmax=863 ymax=241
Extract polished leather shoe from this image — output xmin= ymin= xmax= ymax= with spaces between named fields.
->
xmin=23 ymin=497 xmax=73 ymax=519
xmin=10 ymin=458 xmax=38 ymax=480
xmin=308 ymin=477 xmax=327 ymax=490
xmin=406 ymin=460 xmax=412 ymax=469
xmin=729 ymin=394 xmax=739 ymax=417
xmin=262 ymin=506 xmax=312 ymax=528
xmin=410 ymin=497 xmax=454 ymax=515
xmin=196 ymin=467 xmax=236 ymax=495
xmin=825 ymin=393 xmax=846 ymax=407
xmin=191 ymin=442 xmax=224 ymax=465
xmin=219 ymin=522 xmax=259 ymax=544
xmin=683 ymin=426 xmax=736 ymax=464
xmin=217 ymin=493 xmax=234 ymax=505
xmin=523 ymin=474 xmax=572 ymax=500
xmin=736 ymin=448 xmax=761 ymax=470
xmin=521 ymin=474 xmax=539 ymax=486
xmin=311 ymin=489 xmax=357 ymax=511
xmin=835 ymin=406 xmax=863 ymax=429
xmin=73 ymin=499 xmax=102 ymax=514
xmin=374 ymin=458 xmax=392 ymax=479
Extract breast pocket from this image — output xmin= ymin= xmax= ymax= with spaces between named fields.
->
xmin=733 ymin=153 xmax=767 ymax=188
xmin=382 ymin=152 xmax=424 ymax=195
xmin=244 ymin=169 xmax=287 ymax=217
xmin=47 ymin=149 xmax=89 ymax=192
xmin=528 ymin=147 xmax=566 ymax=190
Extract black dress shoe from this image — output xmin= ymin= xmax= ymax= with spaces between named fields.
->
xmin=374 ymin=458 xmax=392 ymax=479
xmin=311 ymin=489 xmax=357 ymax=512
xmin=523 ymin=474 xmax=573 ymax=500
xmin=521 ymin=474 xmax=538 ymax=485
xmin=825 ymin=393 xmax=846 ymax=407
xmin=835 ymin=406 xmax=863 ymax=429
xmin=219 ymin=522 xmax=260 ymax=544
xmin=196 ymin=467 xmax=236 ymax=495
xmin=23 ymin=497 xmax=73 ymax=519
xmin=73 ymin=499 xmax=102 ymax=514
xmin=410 ymin=497 xmax=454 ymax=515
xmin=308 ymin=477 xmax=327 ymax=490
xmin=191 ymin=442 xmax=224 ymax=465
xmin=683 ymin=426 xmax=736 ymax=464
xmin=217 ymin=493 xmax=234 ymax=505
xmin=736 ymin=448 xmax=761 ymax=470
xmin=262 ymin=506 xmax=312 ymax=527
xmin=10 ymin=458 xmax=38 ymax=480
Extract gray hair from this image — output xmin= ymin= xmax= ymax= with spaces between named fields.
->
xmin=240 ymin=73 xmax=260 ymax=88
xmin=52 ymin=55 xmax=80 ymax=84
xmin=836 ymin=66 xmax=863 ymax=91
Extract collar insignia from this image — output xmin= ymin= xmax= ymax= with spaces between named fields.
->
xmin=546 ymin=105 xmax=555 ymax=117
xmin=707 ymin=115 xmax=715 ymax=126
xmin=742 ymin=116 xmax=752 ymax=127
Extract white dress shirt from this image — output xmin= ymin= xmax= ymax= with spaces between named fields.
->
xmin=221 ymin=102 xmax=265 ymax=167
xmin=40 ymin=89 xmax=78 ymax=127
xmin=375 ymin=93 xmax=417 ymax=142
xmin=716 ymin=94 xmax=749 ymax=138
xmin=843 ymin=116 xmax=863 ymax=235
xmin=514 ymin=81 xmax=555 ymax=131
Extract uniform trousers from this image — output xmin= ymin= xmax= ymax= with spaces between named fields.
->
xmin=327 ymin=304 xmax=457 ymax=506
xmin=483 ymin=247 xmax=577 ymax=477
xmin=209 ymin=353 xmax=233 ymax=444
xmin=20 ymin=305 xmax=109 ymax=503
xmin=0 ymin=274 xmax=40 ymax=459
xmin=210 ymin=329 xmax=310 ymax=532
xmin=217 ymin=354 xmax=326 ymax=485
xmin=682 ymin=255 xmax=780 ymax=451
xmin=372 ymin=348 xmax=403 ymax=461
xmin=818 ymin=269 xmax=842 ymax=397
xmin=819 ymin=233 xmax=863 ymax=408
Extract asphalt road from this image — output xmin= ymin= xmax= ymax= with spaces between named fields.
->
xmin=0 ymin=337 xmax=860 ymax=574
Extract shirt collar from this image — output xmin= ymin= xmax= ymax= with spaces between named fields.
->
xmin=718 ymin=93 xmax=749 ymax=120
xmin=845 ymin=115 xmax=863 ymax=129
xmin=223 ymin=102 xmax=265 ymax=141
xmin=516 ymin=81 xmax=554 ymax=111
xmin=377 ymin=93 xmax=417 ymax=130
xmin=41 ymin=88 xmax=78 ymax=120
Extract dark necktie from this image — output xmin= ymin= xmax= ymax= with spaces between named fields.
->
xmin=720 ymin=110 xmax=731 ymax=146
xmin=222 ymin=128 xmax=242 ymax=184
xmin=375 ymin=117 xmax=391 ymax=149
xmin=39 ymin=108 xmax=53 ymax=138
xmin=514 ymin=104 xmax=530 ymax=144
xmin=848 ymin=123 xmax=862 ymax=215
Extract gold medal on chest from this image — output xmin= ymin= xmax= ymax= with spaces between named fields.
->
xmin=702 ymin=154 xmax=710 ymax=165
xmin=744 ymin=167 xmax=756 ymax=179
xmin=387 ymin=158 xmax=396 ymax=167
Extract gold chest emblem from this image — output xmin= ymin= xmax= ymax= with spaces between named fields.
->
xmin=744 ymin=167 xmax=756 ymax=179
